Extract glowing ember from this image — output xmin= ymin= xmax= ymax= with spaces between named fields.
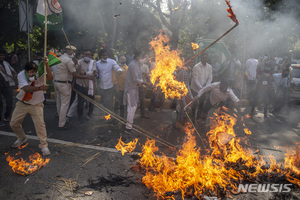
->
xmin=137 ymin=112 xmax=300 ymax=199
xmin=5 ymin=152 xmax=50 ymax=176
xmin=115 ymin=137 xmax=138 ymax=156
xmin=18 ymin=143 xmax=28 ymax=150
xmin=149 ymin=33 xmax=188 ymax=99
xmin=191 ymin=42 xmax=199 ymax=51
xmin=103 ymin=114 xmax=111 ymax=120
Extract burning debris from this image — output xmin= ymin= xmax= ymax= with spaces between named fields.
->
xmin=115 ymin=137 xmax=138 ymax=155
xmin=149 ymin=33 xmax=188 ymax=99
xmin=133 ymin=112 xmax=300 ymax=199
xmin=103 ymin=114 xmax=111 ymax=120
xmin=5 ymin=151 xmax=50 ymax=176
xmin=191 ymin=42 xmax=199 ymax=51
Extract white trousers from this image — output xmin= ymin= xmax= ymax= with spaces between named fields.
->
xmin=126 ymin=92 xmax=137 ymax=129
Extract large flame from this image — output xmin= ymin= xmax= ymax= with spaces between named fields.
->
xmin=137 ymin=112 xmax=300 ymax=199
xmin=115 ymin=137 xmax=138 ymax=156
xmin=149 ymin=33 xmax=188 ymax=99
xmin=5 ymin=152 xmax=50 ymax=176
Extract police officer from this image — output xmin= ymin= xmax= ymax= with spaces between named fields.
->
xmin=54 ymin=45 xmax=95 ymax=130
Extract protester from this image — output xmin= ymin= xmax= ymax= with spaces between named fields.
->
xmin=176 ymin=62 xmax=193 ymax=130
xmin=96 ymin=49 xmax=122 ymax=123
xmin=75 ymin=50 xmax=97 ymax=121
xmin=250 ymin=67 xmax=274 ymax=118
xmin=139 ymin=54 xmax=151 ymax=118
xmin=55 ymin=45 xmax=94 ymax=130
xmin=191 ymin=78 xmax=241 ymax=121
xmin=190 ymin=53 xmax=213 ymax=121
xmin=0 ymin=50 xmax=17 ymax=126
xmin=245 ymin=55 xmax=259 ymax=114
xmin=10 ymin=59 xmax=53 ymax=156
xmin=123 ymin=51 xmax=151 ymax=133
xmin=113 ymin=55 xmax=128 ymax=118
xmin=10 ymin=52 xmax=19 ymax=72
xmin=273 ymin=69 xmax=290 ymax=113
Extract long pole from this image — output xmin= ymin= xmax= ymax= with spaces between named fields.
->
xmin=183 ymin=23 xmax=239 ymax=66
xmin=43 ymin=0 xmax=47 ymax=86
xmin=26 ymin=0 xmax=31 ymax=62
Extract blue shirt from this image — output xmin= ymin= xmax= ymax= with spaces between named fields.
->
xmin=96 ymin=58 xmax=122 ymax=89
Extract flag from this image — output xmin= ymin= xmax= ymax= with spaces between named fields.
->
xmin=37 ymin=52 xmax=61 ymax=77
xmin=36 ymin=0 xmax=63 ymax=30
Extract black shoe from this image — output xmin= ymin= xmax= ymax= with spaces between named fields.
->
xmin=124 ymin=128 xmax=137 ymax=135
xmin=58 ymin=124 xmax=71 ymax=131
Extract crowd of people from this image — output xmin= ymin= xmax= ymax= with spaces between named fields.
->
xmin=0 ymin=46 xmax=294 ymax=156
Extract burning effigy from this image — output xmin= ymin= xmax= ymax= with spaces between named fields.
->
xmin=5 ymin=144 xmax=50 ymax=176
xmin=127 ymin=112 xmax=300 ymax=199
xmin=149 ymin=32 xmax=188 ymax=99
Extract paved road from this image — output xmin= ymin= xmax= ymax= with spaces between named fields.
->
xmin=0 ymin=98 xmax=300 ymax=200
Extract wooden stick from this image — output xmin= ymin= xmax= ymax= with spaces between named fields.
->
xmin=44 ymin=0 xmax=47 ymax=88
xmin=62 ymin=28 xmax=71 ymax=47
xmin=184 ymin=23 xmax=239 ymax=66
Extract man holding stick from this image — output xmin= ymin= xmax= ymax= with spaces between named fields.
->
xmin=55 ymin=45 xmax=95 ymax=130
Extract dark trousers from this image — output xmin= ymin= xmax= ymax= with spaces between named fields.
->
xmin=0 ymin=86 xmax=13 ymax=120
xmin=139 ymin=87 xmax=146 ymax=116
xmin=191 ymin=90 xmax=207 ymax=120
xmin=100 ymin=87 xmax=114 ymax=111
xmin=76 ymin=84 xmax=94 ymax=119
xmin=114 ymin=89 xmax=125 ymax=118
xmin=250 ymin=87 xmax=271 ymax=116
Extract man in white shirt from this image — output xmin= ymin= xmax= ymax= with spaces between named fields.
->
xmin=96 ymin=49 xmax=122 ymax=113
xmin=10 ymin=59 xmax=53 ymax=156
xmin=75 ymin=50 xmax=97 ymax=120
xmin=192 ymin=78 xmax=241 ymax=121
xmin=190 ymin=53 xmax=213 ymax=121
xmin=245 ymin=55 xmax=259 ymax=110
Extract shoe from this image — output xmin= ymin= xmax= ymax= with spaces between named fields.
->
xmin=65 ymin=116 xmax=72 ymax=125
xmin=11 ymin=138 xmax=28 ymax=148
xmin=41 ymin=147 xmax=51 ymax=156
xmin=0 ymin=121 xmax=5 ymax=127
xmin=86 ymin=114 xmax=94 ymax=120
xmin=58 ymin=124 xmax=71 ymax=131
xmin=4 ymin=117 xmax=11 ymax=122
xmin=124 ymin=128 xmax=137 ymax=135
xmin=140 ymin=115 xmax=150 ymax=119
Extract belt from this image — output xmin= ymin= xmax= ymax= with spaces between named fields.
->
xmin=55 ymin=80 xmax=71 ymax=84
xmin=20 ymin=101 xmax=31 ymax=105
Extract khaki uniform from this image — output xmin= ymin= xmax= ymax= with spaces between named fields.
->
xmin=54 ymin=53 xmax=76 ymax=127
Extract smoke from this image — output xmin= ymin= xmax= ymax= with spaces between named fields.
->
xmin=230 ymin=0 xmax=300 ymax=59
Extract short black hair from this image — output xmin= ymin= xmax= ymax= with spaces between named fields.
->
xmin=24 ymin=62 xmax=38 ymax=71
xmin=98 ymin=49 xmax=108 ymax=56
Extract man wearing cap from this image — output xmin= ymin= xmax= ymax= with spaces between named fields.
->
xmin=96 ymin=49 xmax=122 ymax=119
xmin=55 ymin=45 xmax=95 ymax=130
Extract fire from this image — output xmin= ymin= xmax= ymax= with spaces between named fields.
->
xmin=149 ymin=33 xmax=188 ymax=99
xmin=225 ymin=0 xmax=239 ymax=24
xmin=115 ymin=137 xmax=138 ymax=156
xmin=137 ymin=112 xmax=300 ymax=199
xmin=5 ymin=152 xmax=50 ymax=176
xmin=103 ymin=114 xmax=111 ymax=120
xmin=191 ymin=42 xmax=199 ymax=51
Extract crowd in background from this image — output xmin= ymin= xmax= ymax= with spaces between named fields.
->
xmin=0 ymin=46 xmax=296 ymax=155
